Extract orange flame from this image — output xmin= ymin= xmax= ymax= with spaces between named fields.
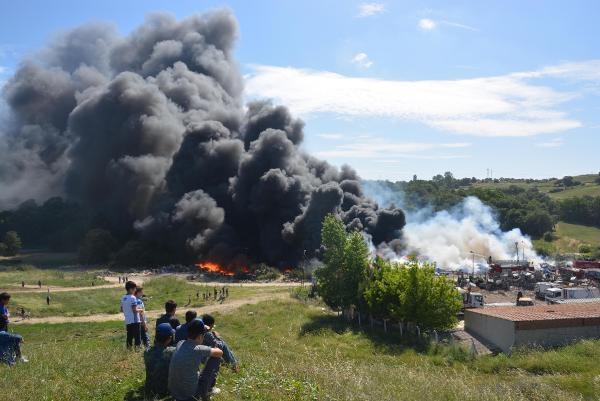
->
xmin=195 ymin=262 xmax=235 ymax=276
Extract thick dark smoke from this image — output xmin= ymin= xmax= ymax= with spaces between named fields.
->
xmin=0 ymin=10 xmax=406 ymax=267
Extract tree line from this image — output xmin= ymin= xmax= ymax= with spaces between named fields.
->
xmin=372 ymin=172 xmax=600 ymax=238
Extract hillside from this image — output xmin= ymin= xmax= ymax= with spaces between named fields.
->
xmin=472 ymin=174 xmax=600 ymax=200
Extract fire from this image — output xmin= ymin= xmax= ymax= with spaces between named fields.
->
xmin=196 ymin=261 xmax=235 ymax=276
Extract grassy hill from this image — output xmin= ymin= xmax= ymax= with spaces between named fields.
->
xmin=534 ymin=221 xmax=600 ymax=254
xmin=472 ymin=173 xmax=600 ymax=200
xmin=2 ymin=297 xmax=599 ymax=401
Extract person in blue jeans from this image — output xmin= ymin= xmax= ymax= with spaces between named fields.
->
xmin=168 ymin=320 xmax=223 ymax=401
xmin=0 ymin=316 xmax=26 ymax=366
xmin=0 ymin=292 xmax=11 ymax=332
xmin=135 ymin=287 xmax=150 ymax=349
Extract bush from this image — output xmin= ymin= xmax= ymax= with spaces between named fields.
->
xmin=543 ymin=231 xmax=556 ymax=242
xmin=578 ymin=244 xmax=592 ymax=254
xmin=2 ymin=231 xmax=22 ymax=256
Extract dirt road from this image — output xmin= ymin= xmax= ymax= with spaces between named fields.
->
xmin=12 ymin=292 xmax=290 ymax=325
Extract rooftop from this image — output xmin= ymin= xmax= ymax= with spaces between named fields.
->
xmin=466 ymin=303 xmax=600 ymax=330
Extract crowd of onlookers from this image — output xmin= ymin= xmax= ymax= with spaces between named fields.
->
xmin=121 ymin=280 xmax=238 ymax=401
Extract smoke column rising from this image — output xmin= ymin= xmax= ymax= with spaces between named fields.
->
xmin=363 ymin=182 xmax=540 ymax=271
xmin=0 ymin=11 xmax=406 ymax=267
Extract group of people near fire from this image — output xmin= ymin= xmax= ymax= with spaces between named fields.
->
xmin=120 ymin=280 xmax=237 ymax=401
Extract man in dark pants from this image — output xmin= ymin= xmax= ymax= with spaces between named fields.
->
xmin=168 ymin=320 xmax=223 ymax=401
xmin=120 ymin=281 xmax=142 ymax=349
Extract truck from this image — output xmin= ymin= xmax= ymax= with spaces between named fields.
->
xmin=545 ymin=287 xmax=600 ymax=304
xmin=457 ymin=287 xmax=484 ymax=308
xmin=534 ymin=282 xmax=555 ymax=300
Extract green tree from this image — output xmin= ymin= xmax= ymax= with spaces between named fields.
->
xmin=3 ymin=231 xmax=22 ymax=256
xmin=315 ymin=214 xmax=369 ymax=311
xmin=78 ymin=229 xmax=117 ymax=264
xmin=364 ymin=259 xmax=461 ymax=331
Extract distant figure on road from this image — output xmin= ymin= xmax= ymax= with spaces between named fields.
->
xmin=46 ymin=294 xmax=50 ymax=306
xmin=21 ymin=281 xmax=25 ymax=288
xmin=38 ymin=280 xmax=42 ymax=289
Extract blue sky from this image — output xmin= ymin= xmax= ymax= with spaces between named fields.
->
xmin=1 ymin=0 xmax=599 ymax=181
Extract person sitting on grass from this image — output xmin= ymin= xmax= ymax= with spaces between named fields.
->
xmin=135 ymin=287 xmax=150 ymax=350
xmin=168 ymin=319 xmax=223 ymax=401
xmin=0 ymin=316 xmax=27 ymax=365
xmin=120 ymin=281 xmax=142 ymax=349
xmin=174 ymin=310 xmax=198 ymax=343
xmin=0 ymin=293 xmax=11 ymax=332
xmin=201 ymin=314 xmax=238 ymax=373
xmin=144 ymin=323 xmax=176 ymax=398
xmin=156 ymin=300 xmax=181 ymax=330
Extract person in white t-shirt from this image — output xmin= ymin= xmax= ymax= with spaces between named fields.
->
xmin=120 ymin=281 xmax=142 ymax=349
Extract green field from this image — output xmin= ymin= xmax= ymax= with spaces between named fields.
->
xmin=0 ymin=251 xmax=79 ymax=267
xmin=472 ymin=174 xmax=600 ymax=200
xmin=0 ymin=265 xmax=107 ymax=289
xmin=6 ymin=277 xmax=289 ymax=318
xmin=1 ymin=298 xmax=598 ymax=401
xmin=534 ymin=221 xmax=600 ymax=254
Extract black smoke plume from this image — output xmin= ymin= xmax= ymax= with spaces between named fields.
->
xmin=0 ymin=11 xmax=405 ymax=267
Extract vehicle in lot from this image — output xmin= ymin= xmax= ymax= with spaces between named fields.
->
xmin=545 ymin=286 xmax=600 ymax=304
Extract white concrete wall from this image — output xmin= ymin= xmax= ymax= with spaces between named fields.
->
xmin=464 ymin=311 xmax=515 ymax=353
xmin=515 ymin=325 xmax=600 ymax=349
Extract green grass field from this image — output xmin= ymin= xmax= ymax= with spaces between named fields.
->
xmin=534 ymin=221 xmax=600 ymax=254
xmin=0 ymin=251 xmax=79 ymax=267
xmin=6 ymin=277 xmax=289 ymax=318
xmin=0 ymin=265 xmax=107 ymax=289
xmin=472 ymin=174 xmax=600 ymax=200
xmin=1 ymin=298 xmax=598 ymax=401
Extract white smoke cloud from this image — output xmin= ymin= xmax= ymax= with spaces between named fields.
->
xmin=363 ymin=181 xmax=540 ymax=271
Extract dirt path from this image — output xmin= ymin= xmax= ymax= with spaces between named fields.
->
xmin=13 ymin=292 xmax=290 ymax=325
xmin=8 ymin=277 xmax=302 ymax=294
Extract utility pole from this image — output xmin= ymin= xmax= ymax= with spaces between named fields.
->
xmin=515 ymin=242 xmax=519 ymax=263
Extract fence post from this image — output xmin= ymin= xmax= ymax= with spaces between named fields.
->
xmin=383 ymin=319 xmax=388 ymax=333
xmin=370 ymin=315 xmax=373 ymax=329
xmin=358 ymin=312 xmax=361 ymax=328
xmin=416 ymin=325 xmax=421 ymax=337
xmin=470 ymin=338 xmax=478 ymax=356
xmin=399 ymin=321 xmax=403 ymax=336
xmin=434 ymin=330 xmax=439 ymax=343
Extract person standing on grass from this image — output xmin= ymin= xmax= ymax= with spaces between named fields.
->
xmin=120 ymin=281 xmax=142 ymax=349
xmin=168 ymin=320 xmax=223 ymax=401
xmin=135 ymin=287 xmax=150 ymax=349
xmin=144 ymin=323 xmax=176 ymax=398
xmin=38 ymin=280 xmax=41 ymax=289
xmin=156 ymin=300 xmax=180 ymax=330
xmin=0 ymin=293 xmax=11 ymax=332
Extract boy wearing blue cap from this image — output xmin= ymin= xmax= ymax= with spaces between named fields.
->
xmin=144 ymin=322 xmax=176 ymax=397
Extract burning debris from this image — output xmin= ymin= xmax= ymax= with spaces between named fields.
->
xmin=0 ymin=11 xmax=406 ymax=267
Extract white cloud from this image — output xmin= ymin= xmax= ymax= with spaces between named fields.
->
xmin=351 ymin=52 xmax=373 ymax=68
xmin=419 ymin=18 xmax=479 ymax=32
xmin=315 ymin=139 xmax=471 ymax=158
xmin=317 ymin=133 xmax=344 ymax=140
xmin=0 ymin=66 xmax=6 ymax=74
xmin=357 ymin=3 xmax=386 ymax=18
xmin=245 ymin=62 xmax=589 ymax=137
xmin=536 ymin=138 xmax=564 ymax=148
xmin=418 ymin=18 xmax=436 ymax=30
